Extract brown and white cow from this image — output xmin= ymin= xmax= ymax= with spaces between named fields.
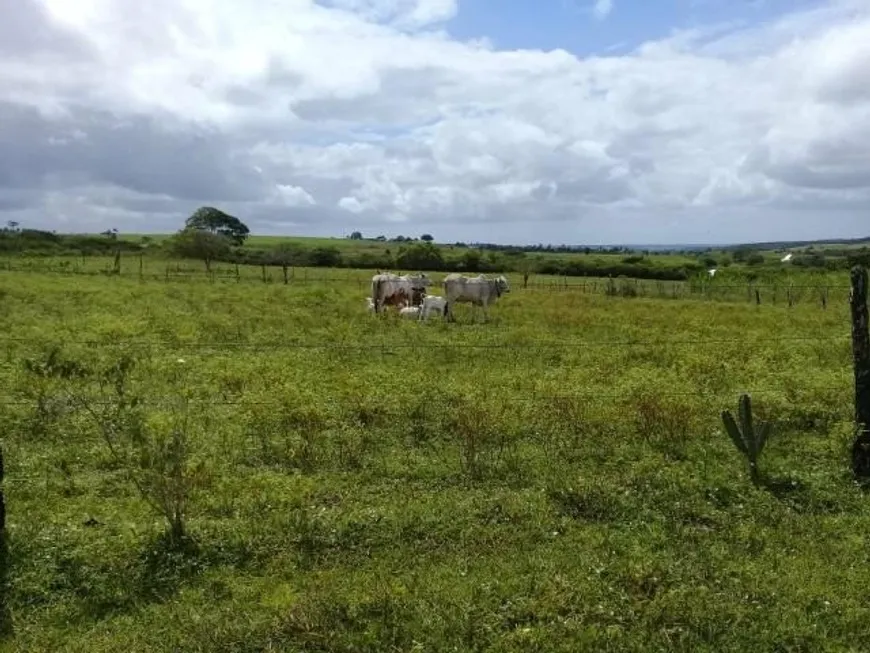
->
xmin=370 ymin=272 xmax=432 ymax=314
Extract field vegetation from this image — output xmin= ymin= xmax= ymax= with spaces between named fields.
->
xmin=2 ymin=215 xmax=867 ymax=285
xmin=0 ymin=253 xmax=866 ymax=651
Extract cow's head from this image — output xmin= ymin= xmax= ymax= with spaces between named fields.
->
xmin=495 ymin=275 xmax=511 ymax=295
xmin=406 ymin=272 xmax=432 ymax=291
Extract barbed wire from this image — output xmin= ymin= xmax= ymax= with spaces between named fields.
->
xmin=2 ymin=414 xmax=858 ymax=486
xmin=0 ymin=261 xmax=854 ymax=292
xmin=0 ymin=334 xmax=851 ymax=351
xmin=0 ymin=384 xmax=851 ymax=406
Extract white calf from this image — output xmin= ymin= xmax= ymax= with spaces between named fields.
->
xmin=419 ymin=295 xmax=447 ymax=320
xmin=399 ymin=305 xmax=422 ymax=319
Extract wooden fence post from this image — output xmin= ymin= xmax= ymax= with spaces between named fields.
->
xmin=755 ymin=289 xmax=761 ymax=305
xmin=822 ymin=287 xmax=828 ymax=310
xmin=850 ymin=266 xmax=870 ymax=479
xmin=282 ymin=264 xmax=289 ymax=285
xmin=0 ymin=438 xmax=9 ymax=637
xmin=261 ymin=265 xmax=267 ymax=283
xmin=0 ymin=441 xmax=5 ymax=532
xmin=138 ymin=254 xmax=144 ymax=280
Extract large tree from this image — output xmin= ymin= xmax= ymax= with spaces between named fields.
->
xmin=185 ymin=206 xmax=250 ymax=245
xmin=171 ymin=227 xmax=231 ymax=272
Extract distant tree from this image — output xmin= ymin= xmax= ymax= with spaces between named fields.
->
xmin=460 ymin=249 xmax=483 ymax=272
xmin=732 ymin=248 xmax=753 ymax=263
xmin=185 ymin=206 xmax=250 ymax=245
xmin=746 ymin=253 xmax=766 ymax=266
xmin=350 ymin=231 xmax=363 ymax=240
xmin=420 ymin=234 xmax=434 ymax=242
xmin=375 ymin=235 xmax=386 ymax=242
xmin=102 ymin=228 xmax=118 ymax=240
xmin=6 ymin=221 xmax=19 ymax=232
xmin=308 ymin=247 xmax=342 ymax=267
xmin=170 ymin=227 xmax=231 ymax=272
xmin=396 ymin=242 xmax=444 ymax=271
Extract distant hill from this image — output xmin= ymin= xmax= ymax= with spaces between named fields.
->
xmin=719 ymin=236 xmax=870 ymax=251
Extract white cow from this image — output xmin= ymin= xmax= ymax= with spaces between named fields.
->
xmin=365 ymin=297 xmax=376 ymax=313
xmin=370 ymin=272 xmax=432 ymax=313
xmin=399 ymin=305 xmax=422 ymax=319
xmin=442 ymin=273 xmax=510 ymax=323
xmin=418 ymin=294 xmax=447 ymax=321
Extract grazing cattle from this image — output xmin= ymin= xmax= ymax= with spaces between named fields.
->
xmin=399 ymin=305 xmax=422 ymax=319
xmin=365 ymin=297 xmax=376 ymax=313
xmin=442 ymin=273 xmax=510 ymax=322
xmin=370 ymin=272 xmax=432 ymax=313
xmin=418 ymin=294 xmax=447 ymax=321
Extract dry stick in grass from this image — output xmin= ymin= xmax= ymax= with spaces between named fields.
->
xmin=850 ymin=265 xmax=870 ymax=480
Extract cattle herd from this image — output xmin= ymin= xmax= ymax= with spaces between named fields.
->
xmin=368 ymin=272 xmax=511 ymax=322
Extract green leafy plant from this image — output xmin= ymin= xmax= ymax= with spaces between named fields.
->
xmin=72 ymin=355 xmax=208 ymax=544
xmin=721 ymin=393 xmax=772 ymax=485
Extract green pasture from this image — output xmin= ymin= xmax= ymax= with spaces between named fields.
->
xmin=0 ymin=263 xmax=865 ymax=651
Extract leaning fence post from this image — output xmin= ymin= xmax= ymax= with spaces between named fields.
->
xmin=850 ymin=266 xmax=870 ymax=479
xmin=755 ymin=289 xmax=761 ymax=305
xmin=0 ymin=441 xmax=5 ymax=533
xmin=0 ymin=438 xmax=10 ymax=637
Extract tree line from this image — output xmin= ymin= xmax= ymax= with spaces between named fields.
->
xmin=2 ymin=208 xmax=868 ymax=282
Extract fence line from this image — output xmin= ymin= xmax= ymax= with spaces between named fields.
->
xmin=0 ymin=384 xmax=850 ymax=407
xmin=0 ymin=259 xmax=852 ymax=307
xmin=1 ymin=412 xmax=855 ymax=489
xmin=0 ymin=334 xmax=850 ymax=351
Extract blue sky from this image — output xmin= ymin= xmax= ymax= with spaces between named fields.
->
xmin=447 ymin=0 xmax=823 ymax=55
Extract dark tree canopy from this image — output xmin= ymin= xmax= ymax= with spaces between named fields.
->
xmin=350 ymin=231 xmax=363 ymax=240
xmin=171 ymin=226 xmax=232 ymax=271
xmin=396 ymin=242 xmax=444 ymax=271
xmin=185 ymin=206 xmax=250 ymax=245
xmin=420 ymin=234 xmax=434 ymax=242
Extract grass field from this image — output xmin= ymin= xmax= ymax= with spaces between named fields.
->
xmin=0 ymin=263 xmax=866 ymax=651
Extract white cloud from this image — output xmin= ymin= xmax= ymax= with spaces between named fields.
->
xmin=592 ymin=0 xmax=614 ymax=20
xmin=0 ymin=0 xmax=869 ymax=244
xmin=275 ymin=184 xmax=317 ymax=206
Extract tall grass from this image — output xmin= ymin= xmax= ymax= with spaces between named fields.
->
xmin=0 ymin=268 xmax=864 ymax=652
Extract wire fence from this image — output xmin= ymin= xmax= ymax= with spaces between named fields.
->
xmin=0 ymin=334 xmax=851 ymax=351
xmin=0 ymin=257 xmax=852 ymax=309
xmin=0 ymin=382 xmax=853 ymax=407
xmin=1 ymin=394 xmax=855 ymax=488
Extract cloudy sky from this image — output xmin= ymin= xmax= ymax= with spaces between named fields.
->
xmin=1 ymin=0 xmax=868 ymax=245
